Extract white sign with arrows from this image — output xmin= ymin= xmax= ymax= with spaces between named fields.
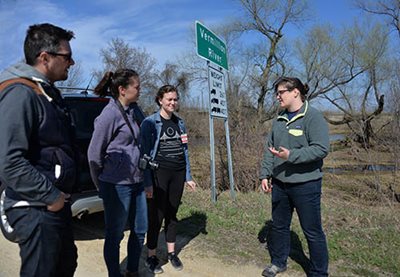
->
xmin=208 ymin=65 xmax=227 ymax=118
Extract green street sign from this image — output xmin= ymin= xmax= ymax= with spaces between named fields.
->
xmin=196 ymin=21 xmax=228 ymax=71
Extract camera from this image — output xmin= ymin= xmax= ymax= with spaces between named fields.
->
xmin=139 ymin=154 xmax=159 ymax=170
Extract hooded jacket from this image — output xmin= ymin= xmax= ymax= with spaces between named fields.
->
xmin=87 ymin=98 xmax=145 ymax=187
xmin=0 ymin=62 xmax=76 ymax=209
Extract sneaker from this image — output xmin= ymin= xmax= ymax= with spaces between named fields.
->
xmin=168 ymin=252 xmax=183 ymax=271
xmin=261 ymin=264 xmax=287 ymax=277
xmin=145 ymin=256 xmax=163 ymax=274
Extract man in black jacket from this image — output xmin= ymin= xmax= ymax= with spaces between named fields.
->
xmin=0 ymin=23 xmax=77 ymax=277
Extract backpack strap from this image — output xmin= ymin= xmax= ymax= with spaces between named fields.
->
xmin=0 ymin=78 xmax=42 ymax=95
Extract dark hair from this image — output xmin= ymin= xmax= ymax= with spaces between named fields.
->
xmin=24 ymin=23 xmax=75 ymax=65
xmin=155 ymin=85 xmax=179 ymax=106
xmin=94 ymin=69 xmax=139 ymax=98
xmin=273 ymin=77 xmax=309 ymax=101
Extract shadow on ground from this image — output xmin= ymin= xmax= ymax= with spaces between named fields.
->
xmin=121 ymin=210 xmax=208 ymax=276
xmin=258 ymin=220 xmax=311 ymax=275
xmin=73 ymin=212 xmax=105 ymax=240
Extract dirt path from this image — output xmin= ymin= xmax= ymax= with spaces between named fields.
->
xmin=0 ymin=213 xmax=301 ymax=277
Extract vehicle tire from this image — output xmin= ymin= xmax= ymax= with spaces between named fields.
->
xmin=0 ymin=183 xmax=18 ymax=242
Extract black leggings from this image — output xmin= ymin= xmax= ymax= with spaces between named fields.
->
xmin=147 ymin=167 xmax=185 ymax=250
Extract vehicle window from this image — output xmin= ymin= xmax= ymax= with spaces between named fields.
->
xmin=65 ymin=98 xmax=108 ymax=140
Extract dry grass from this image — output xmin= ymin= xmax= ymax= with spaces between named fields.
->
xmin=326 ymin=141 xmax=395 ymax=167
xmin=176 ymin=108 xmax=400 ymax=275
xmin=178 ymin=185 xmax=400 ymax=276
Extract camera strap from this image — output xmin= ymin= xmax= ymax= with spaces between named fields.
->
xmin=115 ymin=99 xmax=138 ymax=146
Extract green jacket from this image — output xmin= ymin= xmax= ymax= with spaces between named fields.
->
xmin=259 ymin=101 xmax=329 ymax=183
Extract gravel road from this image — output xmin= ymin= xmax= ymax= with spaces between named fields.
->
xmin=0 ymin=212 xmax=299 ymax=277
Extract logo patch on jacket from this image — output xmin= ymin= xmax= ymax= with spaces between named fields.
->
xmin=288 ymin=129 xmax=303 ymax=136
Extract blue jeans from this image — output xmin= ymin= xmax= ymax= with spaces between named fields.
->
xmin=5 ymin=203 xmax=77 ymax=277
xmin=268 ymin=178 xmax=328 ymax=276
xmin=99 ymin=181 xmax=148 ymax=276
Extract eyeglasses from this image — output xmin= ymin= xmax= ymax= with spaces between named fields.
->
xmin=46 ymin=51 xmax=73 ymax=62
xmin=275 ymin=89 xmax=292 ymax=96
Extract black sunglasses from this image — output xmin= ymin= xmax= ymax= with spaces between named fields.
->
xmin=36 ymin=51 xmax=73 ymax=62
xmin=46 ymin=51 xmax=73 ymax=62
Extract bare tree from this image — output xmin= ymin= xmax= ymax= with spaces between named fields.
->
xmin=95 ymin=37 xmax=156 ymax=87
xmin=296 ymin=23 xmax=371 ymax=103
xmin=210 ymin=21 xmax=257 ymax=112
xmin=388 ymin=60 xmax=400 ymax=128
xmin=238 ymin=0 xmax=308 ymax=120
xmin=300 ymin=23 xmax=390 ymax=147
xmin=176 ymin=20 xmax=248 ymax=109
xmin=94 ymin=37 xmax=157 ymax=110
xmin=356 ymin=0 xmax=400 ymax=38
xmin=156 ymin=63 xmax=192 ymax=105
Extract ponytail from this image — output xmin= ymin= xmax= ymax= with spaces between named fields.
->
xmin=93 ymin=69 xmax=139 ymax=99
xmin=94 ymin=71 xmax=114 ymax=97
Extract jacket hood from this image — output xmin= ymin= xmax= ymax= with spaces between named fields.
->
xmin=0 ymin=62 xmax=49 ymax=84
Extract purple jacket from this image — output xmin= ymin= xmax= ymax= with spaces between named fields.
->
xmin=87 ymin=98 xmax=144 ymax=187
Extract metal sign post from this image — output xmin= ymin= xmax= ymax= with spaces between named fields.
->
xmin=207 ymin=64 xmax=235 ymax=202
xmin=196 ymin=21 xmax=235 ymax=202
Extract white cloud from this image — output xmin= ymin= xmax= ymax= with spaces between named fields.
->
xmin=0 ymin=0 xmax=237 ymax=83
xmin=0 ymin=0 xmax=73 ymax=66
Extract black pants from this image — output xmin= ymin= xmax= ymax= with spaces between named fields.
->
xmin=147 ymin=167 xmax=185 ymax=250
xmin=6 ymin=203 xmax=77 ymax=277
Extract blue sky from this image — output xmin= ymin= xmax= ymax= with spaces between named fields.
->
xmin=0 ymin=0 xmax=360 ymax=85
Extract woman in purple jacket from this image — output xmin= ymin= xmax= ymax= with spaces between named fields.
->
xmin=87 ymin=69 xmax=148 ymax=277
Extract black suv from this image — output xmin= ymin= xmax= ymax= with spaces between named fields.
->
xmin=0 ymin=92 xmax=109 ymax=241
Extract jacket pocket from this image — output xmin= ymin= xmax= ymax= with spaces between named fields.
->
xmin=104 ymin=151 xmax=125 ymax=173
xmin=5 ymin=207 xmax=40 ymax=244
xmin=52 ymin=148 xmax=77 ymax=193
xmin=35 ymin=147 xmax=77 ymax=193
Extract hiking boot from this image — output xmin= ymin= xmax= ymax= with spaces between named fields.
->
xmin=261 ymin=264 xmax=287 ymax=277
xmin=168 ymin=252 xmax=183 ymax=271
xmin=145 ymin=256 xmax=163 ymax=274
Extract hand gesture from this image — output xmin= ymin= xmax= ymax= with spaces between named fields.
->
xmin=268 ymin=146 xmax=290 ymax=160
